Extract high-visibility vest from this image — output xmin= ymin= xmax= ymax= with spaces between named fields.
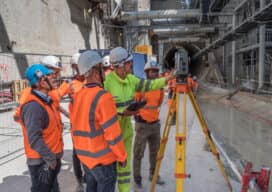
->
xmin=135 ymin=89 xmax=164 ymax=122
xmin=14 ymin=90 xmax=63 ymax=159
xmin=71 ymin=85 xmax=127 ymax=169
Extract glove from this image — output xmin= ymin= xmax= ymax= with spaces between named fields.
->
xmin=126 ymin=100 xmax=146 ymax=111
xmin=38 ymin=163 xmax=51 ymax=184
xmin=122 ymin=109 xmax=139 ymax=116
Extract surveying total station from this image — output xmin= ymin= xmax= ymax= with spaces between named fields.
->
xmin=150 ymin=48 xmax=233 ymax=192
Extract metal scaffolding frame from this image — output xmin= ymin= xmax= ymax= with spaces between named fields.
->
xmin=192 ymin=2 xmax=272 ymax=60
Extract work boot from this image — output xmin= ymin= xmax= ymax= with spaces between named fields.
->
xmin=149 ymin=175 xmax=165 ymax=185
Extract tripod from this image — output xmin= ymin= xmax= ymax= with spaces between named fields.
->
xmin=150 ymin=81 xmax=233 ymax=192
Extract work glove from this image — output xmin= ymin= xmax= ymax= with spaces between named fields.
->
xmin=38 ymin=163 xmax=51 ymax=184
xmin=122 ymin=109 xmax=139 ymax=116
xmin=38 ymin=160 xmax=57 ymax=184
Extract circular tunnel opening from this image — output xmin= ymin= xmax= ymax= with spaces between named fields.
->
xmin=163 ymin=44 xmax=203 ymax=77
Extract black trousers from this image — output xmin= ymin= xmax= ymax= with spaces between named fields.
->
xmin=73 ymin=148 xmax=84 ymax=182
xmin=28 ymin=159 xmax=61 ymax=192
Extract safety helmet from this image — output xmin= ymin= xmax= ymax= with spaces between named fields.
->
xmin=110 ymin=47 xmax=133 ymax=67
xmin=144 ymin=59 xmax=159 ymax=72
xmin=193 ymin=76 xmax=197 ymax=80
xmin=70 ymin=53 xmax=80 ymax=65
xmin=102 ymin=55 xmax=111 ymax=67
xmin=78 ymin=50 xmax=102 ymax=75
xmin=40 ymin=55 xmax=62 ymax=70
xmin=25 ymin=64 xmax=53 ymax=86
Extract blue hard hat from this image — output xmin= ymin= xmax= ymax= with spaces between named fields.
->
xmin=25 ymin=64 xmax=53 ymax=86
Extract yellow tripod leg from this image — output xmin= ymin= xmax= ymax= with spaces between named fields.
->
xmin=175 ymin=93 xmax=187 ymax=192
xmin=150 ymin=93 xmax=177 ymax=192
xmin=188 ymin=90 xmax=233 ymax=192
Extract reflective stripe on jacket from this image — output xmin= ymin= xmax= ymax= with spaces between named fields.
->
xmin=135 ymin=89 xmax=164 ymax=122
xmin=15 ymin=90 xmax=63 ymax=160
xmin=71 ymin=84 xmax=127 ymax=169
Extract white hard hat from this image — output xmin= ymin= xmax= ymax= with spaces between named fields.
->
xmin=110 ymin=47 xmax=133 ymax=66
xmin=144 ymin=59 xmax=159 ymax=71
xmin=70 ymin=53 xmax=80 ymax=65
xmin=193 ymin=76 xmax=197 ymax=80
xmin=102 ymin=55 xmax=111 ymax=67
xmin=40 ymin=55 xmax=62 ymax=70
xmin=78 ymin=50 xmax=102 ymax=75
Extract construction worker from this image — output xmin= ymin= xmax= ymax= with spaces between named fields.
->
xmin=188 ymin=75 xmax=199 ymax=93
xmin=14 ymin=64 xmax=63 ymax=192
xmin=40 ymin=55 xmax=62 ymax=87
xmin=133 ymin=59 xmax=165 ymax=190
xmin=69 ymin=53 xmax=86 ymax=192
xmin=40 ymin=55 xmax=68 ymax=98
xmin=70 ymin=50 xmax=127 ymax=192
xmin=41 ymin=54 xmax=84 ymax=98
xmin=102 ymin=55 xmax=113 ymax=76
xmin=104 ymin=47 xmax=175 ymax=192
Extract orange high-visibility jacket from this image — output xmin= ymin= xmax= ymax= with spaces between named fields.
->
xmin=135 ymin=89 xmax=164 ymax=122
xmin=15 ymin=91 xmax=63 ymax=159
xmin=71 ymin=84 xmax=127 ymax=169
xmin=15 ymin=87 xmax=63 ymax=125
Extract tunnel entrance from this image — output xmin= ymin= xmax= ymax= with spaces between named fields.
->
xmin=163 ymin=44 xmax=203 ymax=77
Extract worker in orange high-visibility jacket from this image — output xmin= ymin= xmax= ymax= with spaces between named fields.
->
xmin=67 ymin=53 xmax=86 ymax=192
xmin=133 ymin=59 xmax=165 ymax=189
xmin=187 ymin=76 xmax=199 ymax=93
xmin=14 ymin=64 xmax=63 ymax=192
xmin=70 ymin=50 xmax=127 ymax=192
xmin=41 ymin=54 xmax=84 ymax=106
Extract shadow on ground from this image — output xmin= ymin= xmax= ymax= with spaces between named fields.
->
xmin=0 ymin=150 xmax=77 ymax=192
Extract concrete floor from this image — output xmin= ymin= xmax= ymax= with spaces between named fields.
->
xmin=0 ymin=96 xmax=241 ymax=192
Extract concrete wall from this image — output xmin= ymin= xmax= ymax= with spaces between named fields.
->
xmin=0 ymin=0 xmax=106 ymax=80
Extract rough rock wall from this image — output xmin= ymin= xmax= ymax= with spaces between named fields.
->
xmin=0 ymin=0 xmax=106 ymax=80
